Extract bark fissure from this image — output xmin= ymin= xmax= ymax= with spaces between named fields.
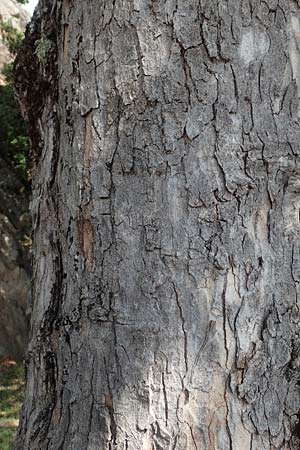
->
xmin=172 ymin=282 xmax=188 ymax=376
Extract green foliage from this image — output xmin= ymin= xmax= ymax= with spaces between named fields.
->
xmin=2 ymin=62 xmax=13 ymax=83
xmin=0 ymin=20 xmax=24 ymax=55
xmin=0 ymin=361 xmax=24 ymax=450
xmin=0 ymin=84 xmax=29 ymax=174
xmin=0 ymin=18 xmax=29 ymax=175
xmin=16 ymin=0 xmax=29 ymax=4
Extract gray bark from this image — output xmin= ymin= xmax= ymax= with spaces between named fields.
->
xmin=14 ymin=0 xmax=300 ymax=449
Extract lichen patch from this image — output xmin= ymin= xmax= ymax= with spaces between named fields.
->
xmin=239 ymin=29 xmax=269 ymax=66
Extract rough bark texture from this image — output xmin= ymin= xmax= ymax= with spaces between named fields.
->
xmin=14 ymin=1 xmax=300 ymax=449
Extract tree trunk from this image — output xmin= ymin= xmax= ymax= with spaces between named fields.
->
xmin=14 ymin=1 xmax=300 ymax=449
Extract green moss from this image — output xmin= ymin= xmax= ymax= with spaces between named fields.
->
xmin=0 ymin=362 xmax=24 ymax=450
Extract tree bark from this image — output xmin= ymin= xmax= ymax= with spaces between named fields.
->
xmin=14 ymin=1 xmax=300 ymax=449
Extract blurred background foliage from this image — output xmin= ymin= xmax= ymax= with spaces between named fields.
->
xmin=0 ymin=81 xmax=29 ymax=174
xmin=0 ymin=20 xmax=24 ymax=56
xmin=0 ymin=4 xmax=29 ymax=449
xmin=0 ymin=8 xmax=29 ymax=178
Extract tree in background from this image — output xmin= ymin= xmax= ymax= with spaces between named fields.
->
xmin=14 ymin=0 xmax=300 ymax=449
xmin=0 ymin=14 xmax=29 ymax=174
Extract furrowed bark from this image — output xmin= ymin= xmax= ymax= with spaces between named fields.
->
xmin=14 ymin=1 xmax=300 ymax=449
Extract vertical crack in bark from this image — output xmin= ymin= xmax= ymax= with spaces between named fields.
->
xmin=112 ymin=318 xmax=123 ymax=383
xmin=161 ymin=372 xmax=168 ymax=427
xmin=224 ymin=375 xmax=233 ymax=450
xmin=222 ymin=271 xmax=229 ymax=368
xmin=190 ymin=320 xmax=212 ymax=383
xmin=104 ymin=357 xmax=118 ymax=447
xmin=172 ymin=283 xmax=188 ymax=375
xmin=187 ymin=423 xmax=198 ymax=450
xmin=230 ymin=64 xmax=239 ymax=112
xmin=86 ymin=355 xmax=95 ymax=448
xmin=257 ymin=132 xmax=273 ymax=244
xmin=291 ymin=243 xmax=298 ymax=284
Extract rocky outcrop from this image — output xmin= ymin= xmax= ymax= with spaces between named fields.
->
xmin=0 ymin=0 xmax=29 ymax=84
